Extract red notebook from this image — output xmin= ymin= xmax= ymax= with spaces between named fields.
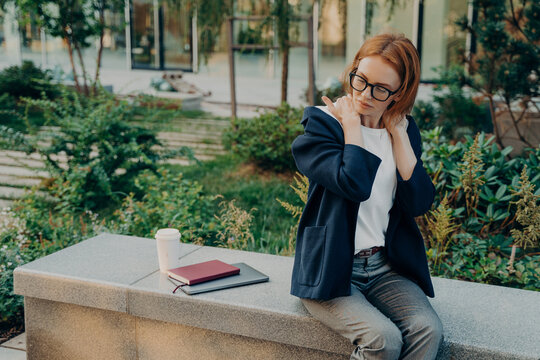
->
xmin=167 ymin=260 xmax=240 ymax=285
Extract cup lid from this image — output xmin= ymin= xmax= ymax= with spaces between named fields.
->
xmin=155 ymin=228 xmax=180 ymax=240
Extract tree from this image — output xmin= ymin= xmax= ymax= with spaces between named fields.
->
xmin=455 ymin=0 xmax=539 ymax=150
xmin=1 ymin=0 xmax=125 ymax=95
xmin=178 ymin=0 xmax=302 ymax=103
xmin=262 ymin=0 xmax=302 ymax=103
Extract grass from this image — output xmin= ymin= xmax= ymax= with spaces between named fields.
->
xmin=165 ymin=152 xmax=301 ymax=256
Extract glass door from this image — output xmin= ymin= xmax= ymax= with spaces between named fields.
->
xmin=131 ymin=0 xmax=158 ymax=69
xmin=130 ymin=0 xmax=192 ymax=71
xmin=162 ymin=1 xmax=192 ymax=69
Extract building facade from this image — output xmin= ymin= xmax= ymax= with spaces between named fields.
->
xmin=0 ymin=0 xmax=472 ymax=84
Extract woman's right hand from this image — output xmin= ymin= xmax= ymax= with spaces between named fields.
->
xmin=321 ymin=95 xmax=364 ymax=147
xmin=321 ymin=95 xmax=360 ymax=129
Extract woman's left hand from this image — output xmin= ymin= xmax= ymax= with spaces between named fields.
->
xmin=383 ymin=113 xmax=408 ymax=139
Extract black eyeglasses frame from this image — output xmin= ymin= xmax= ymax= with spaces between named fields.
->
xmin=348 ymin=68 xmax=400 ymax=102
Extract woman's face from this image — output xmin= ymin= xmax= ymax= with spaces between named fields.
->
xmin=350 ymin=55 xmax=402 ymax=120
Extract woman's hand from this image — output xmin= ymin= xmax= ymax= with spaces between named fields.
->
xmin=383 ymin=112 xmax=408 ymax=140
xmin=321 ymin=95 xmax=364 ymax=147
xmin=321 ymin=95 xmax=360 ymax=128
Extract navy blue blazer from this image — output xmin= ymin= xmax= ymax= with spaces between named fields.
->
xmin=290 ymin=106 xmax=436 ymax=300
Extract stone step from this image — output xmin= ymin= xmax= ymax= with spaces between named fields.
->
xmin=0 ymin=186 xmax=28 ymax=199
xmin=162 ymin=154 xmax=216 ymax=165
xmin=0 ymin=150 xmax=67 ymax=163
xmin=0 ymin=165 xmax=48 ymax=178
xmin=157 ymin=132 xmax=223 ymax=143
xmin=160 ymin=141 xmax=224 ymax=152
xmin=0 ymin=175 xmax=43 ymax=187
xmin=0 ymin=198 xmax=14 ymax=209
xmin=160 ymin=118 xmax=230 ymax=127
xmin=164 ymin=127 xmax=228 ymax=136
xmin=0 ymin=155 xmax=46 ymax=169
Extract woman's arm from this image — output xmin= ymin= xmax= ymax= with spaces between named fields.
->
xmin=389 ymin=117 xmax=417 ymax=181
xmin=291 ymin=107 xmax=382 ymax=203
xmin=389 ymin=117 xmax=435 ymax=217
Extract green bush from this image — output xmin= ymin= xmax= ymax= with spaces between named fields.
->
xmin=0 ymin=60 xmax=59 ymax=100
xmin=442 ymin=233 xmax=540 ymax=291
xmin=222 ymin=102 xmax=304 ymax=172
xmin=1 ymin=88 xmax=198 ymax=211
xmin=108 ymin=168 xmax=222 ymax=245
xmin=422 ymin=128 xmax=539 ymax=238
xmin=0 ymin=191 xmax=105 ymax=327
xmin=413 ymin=66 xmax=492 ymax=139
xmin=303 ymin=77 xmax=346 ymax=105
xmin=420 ymin=127 xmax=539 ymax=290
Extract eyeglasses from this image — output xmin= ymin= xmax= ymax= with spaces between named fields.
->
xmin=349 ymin=68 xmax=399 ymax=102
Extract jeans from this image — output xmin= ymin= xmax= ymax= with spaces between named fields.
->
xmin=301 ymin=250 xmax=444 ymax=360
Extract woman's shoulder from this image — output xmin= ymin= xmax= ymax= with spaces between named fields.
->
xmin=301 ymin=105 xmax=342 ymax=128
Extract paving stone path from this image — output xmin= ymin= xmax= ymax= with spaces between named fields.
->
xmin=0 ymin=117 xmax=230 ymax=208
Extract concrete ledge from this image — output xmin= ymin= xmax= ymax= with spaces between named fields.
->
xmin=14 ymin=233 xmax=540 ymax=359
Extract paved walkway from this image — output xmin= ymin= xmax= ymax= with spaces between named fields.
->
xmin=0 ymin=333 xmax=26 ymax=359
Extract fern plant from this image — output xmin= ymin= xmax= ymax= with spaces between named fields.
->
xmin=275 ymin=171 xmax=309 ymax=256
xmin=424 ymin=194 xmax=460 ymax=273
xmin=507 ymin=166 xmax=540 ymax=273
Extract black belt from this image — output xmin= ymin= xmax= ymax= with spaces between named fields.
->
xmin=354 ymin=246 xmax=384 ymax=258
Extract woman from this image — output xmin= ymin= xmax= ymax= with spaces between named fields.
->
xmin=290 ymin=33 xmax=444 ymax=359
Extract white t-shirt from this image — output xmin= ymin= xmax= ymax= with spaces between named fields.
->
xmin=316 ymin=105 xmax=402 ymax=253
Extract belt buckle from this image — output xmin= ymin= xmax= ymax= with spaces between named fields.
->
xmin=357 ymin=249 xmax=372 ymax=258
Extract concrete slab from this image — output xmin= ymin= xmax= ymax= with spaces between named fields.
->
xmin=160 ymin=138 xmax=223 ymax=148
xmin=429 ymin=277 xmax=540 ymax=359
xmin=0 ymin=347 xmax=26 ymax=360
xmin=0 ymin=166 xmax=48 ymax=179
xmin=0 ymin=186 xmax=27 ymax=199
xmin=128 ymin=246 xmax=352 ymax=355
xmin=13 ymin=234 xmax=540 ymax=360
xmin=0 ymin=156 xmax=45 ymax=169
xmin=136 ymin=316 xmax=347 ymax=360
xmin=1 ymin=333 xmax=26 ymax=351
xmin=0 ymin=175 xmax=42 ymax=187
xmin=24 ymin=297 xmax=135 ymax=360
xmin=14 ymin=233 xmax=201 ymax=312
xmin=157 ymin=132 xmax=222 ymax=142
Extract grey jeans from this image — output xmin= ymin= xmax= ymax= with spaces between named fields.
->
xmin=301 ymin=250 xmax=444 ymax=360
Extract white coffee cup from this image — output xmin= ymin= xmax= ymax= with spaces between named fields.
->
xmin=155 ymin=228 xmax=182 ymax=273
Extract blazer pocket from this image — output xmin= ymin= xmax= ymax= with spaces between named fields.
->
xmin=298 ymin=225 xmax=327 ymax=286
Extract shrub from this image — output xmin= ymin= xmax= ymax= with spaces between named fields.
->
xmin=222 ymin=102 xmax=304 ymax=172
xmin=303 ymin=76 xmax=346 ymax=105
xmin=437 ymin=233 xmax=540 ymax=291
xmin=422 ymin=128 xmax=539 ymax=240
xmin=213 ymin=197 xmax=257 ymax=250
xmin=1 ymin=88 xmax=198 ymax=211
xmin=412 ymin=66 xmax=492 ymax=139
xmin=0 ymin=60 xmax=59 ymax=100
xmin=0 ymin=191 xmax=105 ymax=327
xmin=108 ymin=168 xmax=222 ymax=245
xmin=420 ymin=128 xmax=539 ymax=291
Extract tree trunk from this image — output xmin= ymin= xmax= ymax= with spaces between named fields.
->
xmin=504 ymin=98 xmax=533 ymax=148
xmin=65 ymin=36 xmax=81 ymax=93
xmin=487 ymin=96 xmax=504 ymax=149
xmin=75 ymin=43 xmax=89 ymax=96
xmin=94 ymin=9 xmax=105 ymax=95
xmin=281 ymin=45 xmax=289 ymax=104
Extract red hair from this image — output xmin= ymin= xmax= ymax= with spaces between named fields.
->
xmin=341 ymin=33 xmax=421 ymax=125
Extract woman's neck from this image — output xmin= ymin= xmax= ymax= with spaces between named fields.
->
xmin=360 ymin=114 xmax=384 ymax=129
